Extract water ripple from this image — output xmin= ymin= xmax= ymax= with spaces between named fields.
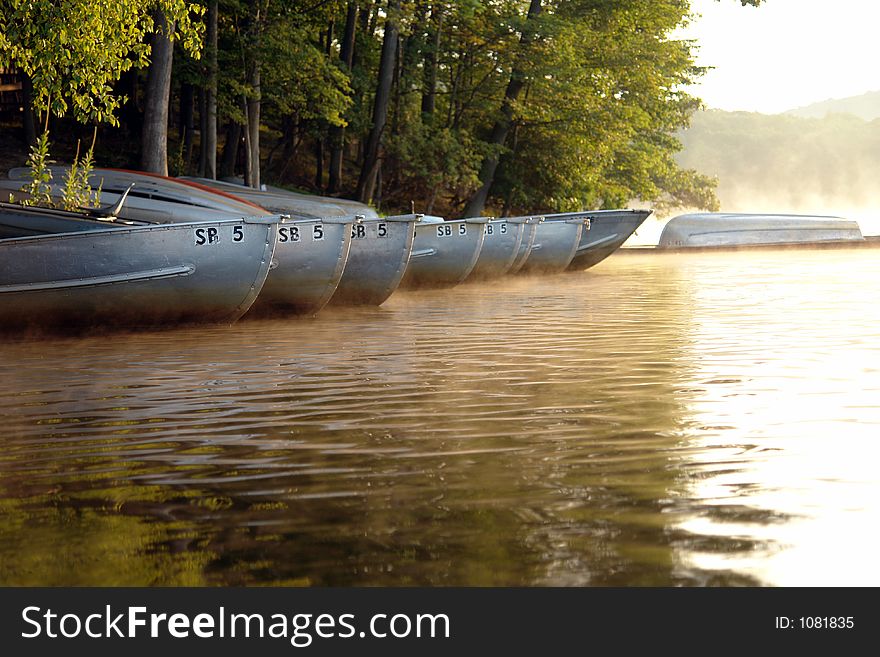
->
xmin=1 ymin=248 xmax=879 ymax=585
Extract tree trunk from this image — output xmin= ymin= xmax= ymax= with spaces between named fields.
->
xmin=314 ymin=135 xmax=324 ymax=190
xmin=243 ymin=0 xmax=264 ymax=189
xmin=199 ymin=0 xmax=218 ymax=178
xmin=180 ymin=82 xmax=195 ymax=172
xmin=356 ymin=0 xmax=400 ymax=205
xmin=462 ymin=0 xmax=542 ymax=218
xmin=219 ymin=122 xmax=242 ymax=179
xmin=141 ymin=13 xmax=175 ymax=175
xmin=244 ymin=62 xmax=261 ymax=188
xmin=21 ymin=73 xmax=36 ymax=146
xmin=421 ymin=5 xmax=443 ymax=121
xmin=328 ymin=2 xmax=359 ymax=194
xmin=117 ymin=69 xmax=142 ymax=142
xmin=341 ymin=2 xmax=358 ymax=69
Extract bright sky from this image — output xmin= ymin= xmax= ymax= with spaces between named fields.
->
xmin=677 ymin=0 xmax=880 ymax=114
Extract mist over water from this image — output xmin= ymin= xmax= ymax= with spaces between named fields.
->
xmin=667 ymin=109 xmax=880 ymax=242
xmin=2 ymin=248 xmax=879 ymax=586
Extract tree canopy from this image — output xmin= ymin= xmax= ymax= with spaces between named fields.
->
xmin=0 ymin=0 xmax=769 ymax=214
xmin=0 ymin=0 xmax=203 ymax=123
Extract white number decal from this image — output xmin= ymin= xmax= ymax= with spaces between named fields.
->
xmin=312 ymin=224 xmax=324 ymax=241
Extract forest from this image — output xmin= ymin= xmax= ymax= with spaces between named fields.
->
xmin=0 ymin=1 xmax=761 ymax=218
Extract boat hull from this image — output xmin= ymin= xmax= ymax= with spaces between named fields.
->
xmin=249 ymin=217 xmax=352 ymax=316
xmin=0 ymin=212 xmax=278 ymax=331
xmin=399 ymin=218 xmax=487 ymax=289
xmin=567 ymin=209 xmax=653 ymax=270
xmin=3 ymin=175 xmax=353 ymax=317
xmin=467 ymin=218 xmax=527 ymax=280
xmin=6 ymin=167 xmax=267 ymax=216
xmin=507 ymin=219 xmax=540 ymax=274
xmin=657 ymin=212 xmax=864 ymax=249
xmin=180 ymin=176 xmax=380 ymax=219
xmin=518 ymin=216 xmax=587 ymax=275
xmin=329 ymin=215 xmax=419 ymax=305
xmin=0 ymin=180 xmax=247 ymax=225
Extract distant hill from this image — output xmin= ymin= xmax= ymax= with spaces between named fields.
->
xmin=783 ymin=90 xmax=880 ymax=121
xmin=675 ymin=109 xmax=880 ymax=235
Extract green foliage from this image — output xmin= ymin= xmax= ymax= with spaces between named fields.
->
xmin=20 ymin=130 xmax=53 ymax=207
xmin=454 ymin=0 xmax=717 ymax=213
xmin=61 ymin=131 xmax=100 ymax=211
xmin=1 ymin=0 xmax=766 ymax=214
xmin=0 ymin=0 xmax=205 ymax=124
xmin=215 ymin=0 xmax=350 ymax=127
xmin=386 ymin=121 xmax=492 ymax=211
xmin=262 ymin=22 xmax=351 ymax=126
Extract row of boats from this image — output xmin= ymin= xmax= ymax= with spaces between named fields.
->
xmin=0 ymin=167 xmax=652 ymax=332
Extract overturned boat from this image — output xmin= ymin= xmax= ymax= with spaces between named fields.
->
xmin=516 ymin=213 xmax=591 ymax=275
xmin=657 ymin=212 xmax=865 ymax=249
xmin=466 ymin=217 xmax=528 ymax=281
xmin=7 ymin=166 xmax=268 ymax=217
xmin=0 ymin=201 xmax=279 ymax=332
xmin=567 ymin=209 xmax=653 ymax=270
xmin=179 ymin=176 xmax=379 ymax=219
xmin=399 ymin=216 xmax=488 ymax=289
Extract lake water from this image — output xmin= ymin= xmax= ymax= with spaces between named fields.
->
xmin=2 ymin=246 xmax=879 ymax=586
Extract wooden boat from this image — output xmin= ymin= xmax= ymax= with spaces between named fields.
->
xmin=466 ymin=217 xmax=528 ymax=281
xmin=398 ymin=216 xmax=488 ymax=289
xmin=657 ymin=212 xmax=865 ymax=249
xmin=567 ymin=209 xmax=653 ymax=270
xmin=3 ymin=170 xmax=354 ymax=316
xmin=0 ymin=202 xmax=279 ymax=332
xmin=516 ymin=212 xmax=591 ymax=275
xmin=507 ymin=217 xmax=542 ymax=274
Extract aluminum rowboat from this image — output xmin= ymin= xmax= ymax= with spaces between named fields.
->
xmin=3 ymin=171 xmax=353 ymax=316
xmin=657 ymin=212 xmax=863 ymax=249
xmin=0 ymin=202 xmax=279 ymax=331
xmin=399 ymin=216 xmax=488 ymax=289
xmin=517 ymin=213 xmax=591 ymax=275
xmin=330 ymin=215 xmax=420 ymax=305
xmin=180 ymin=176 xmax=380 ymax=219
xmin=251 ymin=215 xmax=354 ymax=316
xmin=7 ymin=167 xmax=267 ymax=217
xmin=567 ymin=209 xmax=652 ymax=270
xmin=466 ymin=217 xmax=528 ymax=281
xmin=506 ymin=218 xmax=541 ymax=274
xmin=178 ymin=177 xmax=418 ymax=307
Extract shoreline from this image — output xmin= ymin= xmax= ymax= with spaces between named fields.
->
xmin=617 ymin=235 xmax=880 ymax=254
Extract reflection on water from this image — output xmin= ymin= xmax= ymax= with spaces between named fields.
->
xmin=2 ymin=247 xmax=879 ymax=586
